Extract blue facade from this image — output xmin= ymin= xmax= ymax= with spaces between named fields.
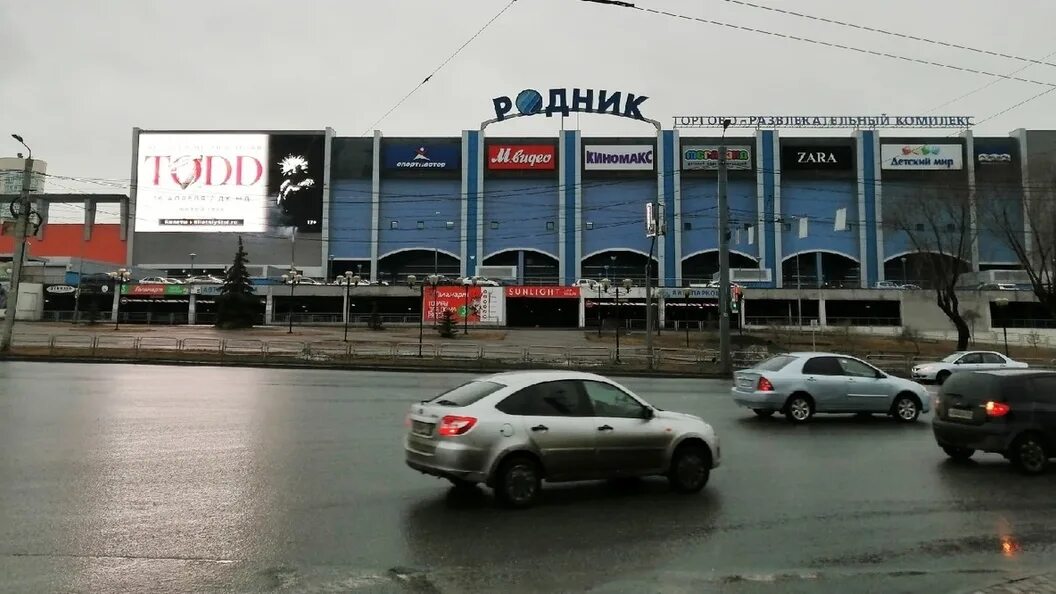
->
xmin=320 ymin=130 xmax=1029 ymax=285
xmin=329 ymin=179 xmax=373 ymax=259
xmin=581 ymin=178 xmax=656 ymax=260
xmin=483 ymin=178 xmax=559 ymax=260
xmin=377 ymin=178 xmax=461 ymax=260
xmin=780 ymin=179 xmax=859 ymax=262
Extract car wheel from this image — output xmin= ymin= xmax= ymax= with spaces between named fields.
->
xmin=784 ymin=394 xmax=815 ymax=424
xmin=892 ymin=394 xmax=921 ymax=423
xmin=936 ymin=370 xmax=951 ymax=385
xmin=752 ymin=409 xmax=775 ymax=418
xmin=941 ymin=445 xmax=975 ymax=461
xmin=494 ymin=456 xmax=542 ymax=508
xmin=668 ymin=443 xmax=711 ymax=493
xmin=1010 ymin=434 xmax=1049 ymax=475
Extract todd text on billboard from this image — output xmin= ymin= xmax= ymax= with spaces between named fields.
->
xmin=134 ymin=132 xmax=325 ymax=233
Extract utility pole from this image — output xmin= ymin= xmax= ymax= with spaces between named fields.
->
xmin=0 ymin=135 xmax=34 ymax=352
xmin=718 ymin=120 xmax=732 ymax=376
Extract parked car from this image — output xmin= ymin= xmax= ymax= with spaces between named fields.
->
xmin=731 ymin=352 xmax=931 ymax=423
xmin=932 ymin=370 xmax=1056 ymax=474
xmin=911 ymin=351 xmax=1028 ymax=385
xmin=289 ymin=277 xmax=324 ymax=285
xmin=404 ymin=370 xmax=720 ymax=508
xmin=977 ymin=282 xmax=1018 ymax=291
xmin=461 ymin=276 xmax=499 ymax=286
xmin=139 ymin=276 xmax=181 ymax=285
xmin=574 ymin=279 xmax=598 ymax=289
xmin=874 ymin=281 xmax=903 ymax=289
xmin=186 ymin=275 xmax=224 ymax=284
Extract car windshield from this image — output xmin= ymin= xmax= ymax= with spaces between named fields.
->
xmin=427 ymin=380 xmax=504 ymax=406
xmin=754 ymin=355 xmax=797 ymax=371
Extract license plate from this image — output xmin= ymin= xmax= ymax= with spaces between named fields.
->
xmin=412 ymin=421 xmax=434 ymax=436
xmin=947 ymin=408 xmax=974 ymax=420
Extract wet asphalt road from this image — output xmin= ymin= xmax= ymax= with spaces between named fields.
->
xmin=2 ymin=362 xmax=1055 ymax=594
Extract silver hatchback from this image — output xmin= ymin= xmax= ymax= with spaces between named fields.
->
xmin=404 ymin=370 xmax=720 ymax=508
xmin=731 ymin=352 xmax=932 ymax=424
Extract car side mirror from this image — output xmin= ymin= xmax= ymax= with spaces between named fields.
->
xmin=875 ymin=369 xmax=885 ymax=379
xmin=954 ymin=360 xmax=962 ymax=365
xmin=642 ymin=407 xmax=655 ymax=420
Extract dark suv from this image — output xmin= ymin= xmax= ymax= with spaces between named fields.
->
xmin=932 ymin=370 xmax=1056 ymax=474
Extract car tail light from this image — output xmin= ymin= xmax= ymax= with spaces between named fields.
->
xmin=985 ymin=401 xmax=1011 ymax=418
xmin=757 ymin=376 xmax=774 ymax=392
xmin=438 ymin=415 xmax=478 ymax=436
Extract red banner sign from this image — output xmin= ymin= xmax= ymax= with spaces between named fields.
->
xmin=487 ymin=144 xmax=556 ymax=170
xmin=123 ymin=284 xmax=167 ymax=296
xmin=424 ymin=286 xmax=483 ymax=323
xmin=505 ymin=286 xmax=580 ymax=299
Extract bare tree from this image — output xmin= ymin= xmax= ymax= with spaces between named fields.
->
xmin=889 ymin=189 xmax=974 ymax=350
xmin=985 ymin=167 xmax=1056 ymax=320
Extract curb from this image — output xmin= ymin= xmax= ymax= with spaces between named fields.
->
xmin=0 ymin=354 xmax=729 ymax=380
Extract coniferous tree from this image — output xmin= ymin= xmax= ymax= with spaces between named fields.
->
xmin=215 ymin=236 xmax=257 ymax=329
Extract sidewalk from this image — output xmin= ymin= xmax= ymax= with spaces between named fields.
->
xmin=973 ymin=573 xmax=1056 ymax=594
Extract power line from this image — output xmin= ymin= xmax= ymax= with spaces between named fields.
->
xmin=719 ymin=0 xmax=1056 ymax=71
xmin=358 ymin=0 xmax=519 ymax=136
xmin=580 ymin=1 xmax=1056 ymax=88
xmin=927 ymin=47 xmax=1056 ymax=114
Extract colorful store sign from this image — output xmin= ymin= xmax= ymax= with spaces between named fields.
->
xmin=120 ymin=284 xmax=189 ymax=296
xmin=382 ymin=144 xmax=460 ymax=171
xmin=505 ymin=286 xmax=580 ymax=298
xmin=424 ymin=286 xmax=504 ymax=324
xmin=583 ymin=145 xmax=654 ymax=171
xmin=487 ymin=144 xmax=556 ymax=170
xmin=682 ymin=146 xmax=752 ymax=170
xmin=880 ymin=144 xmax=963 ymax=170
xmin=780 ymin=145 xmax=854 ymax=171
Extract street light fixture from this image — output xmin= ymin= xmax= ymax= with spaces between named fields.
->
xmin=109 ymin=268 xmax=131 ymax=330
xmin=408 ymin=274 xmax=441 ymax=357
xmin=342 ymin=271 xmax=361 ymax=342
xmin=280 ymin=269 xmax=302 ymax=334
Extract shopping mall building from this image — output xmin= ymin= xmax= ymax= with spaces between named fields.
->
xmin=2 ymin=91 xmax=1053 ymax=331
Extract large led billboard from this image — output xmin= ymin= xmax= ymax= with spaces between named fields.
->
xmin=134 ymin=132 xmax=325 ymax=233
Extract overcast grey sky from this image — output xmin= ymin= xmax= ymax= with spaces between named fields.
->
xmin=3 ymin=0 xmax=1056 ymax=200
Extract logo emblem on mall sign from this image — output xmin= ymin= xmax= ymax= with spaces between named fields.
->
xmin=682 ymin=146 xmax=752 ymax=170
xmin=397 ymin=147 xmax=447 ymax=169
xmin=487 ymin=145 xmax=556 ymax=170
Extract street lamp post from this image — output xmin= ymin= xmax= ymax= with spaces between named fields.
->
xmin=342 ymin=271 xmax=360 ymax=342
xmin=328 ymin=254 xmax=335 ymax=282
xmin=612 ymin=278 xmax=633 ymax=363
xmin=189 ymin=253 xmax=196 ymax=278
xmin=281 ymin=269 xmax=301 ymax=334
xmin=596 ymin=279 xmax=607 ymax=337
xmin=109 ymin=268 xmax=131 ymax=331
xmin=995 ymin=297 xmax=1010 ymax=356
xmin=901 ymin=256 xmax=908 ymax=285
xmin=408 ymin=274 xmax=441 ymax=357
xmin=683 ymin=287 xmax=692 ymax=347
xmin=463 ymin=278 xmax=477 ymax=335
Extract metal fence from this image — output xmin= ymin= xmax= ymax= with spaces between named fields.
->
xmin=11 ymin=333 xmax=1055 ymax=375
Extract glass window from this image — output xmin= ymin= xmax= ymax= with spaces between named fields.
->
xmin=683 ymin=222 xmax=692 ymax=231
xmin=445 ymin=221 xmax=454 ymax=230
xmin=755 ymin=355 xmax=797 ymax=371
xmin=428 ymin=380 xmax=504 ymax=407
xmin=958 ymin=353 xmax=984 ymax=364
xmin=416 ymin=220 xmax=425 ymax=230
xmin=837 ymin=357 xmax=878 ymax=378
xmin=490 ymin=221 xmax=499 ymax=230
xmin=982 ymin=353 xmax=1006 ymax=364
xmin=802 ymin=356 xmax=842 ymax=375
xmin=581 ymin=381 xmax=646 ymax=419
xmin=546 ymin=221 xmax=555 ymax=231
xmin=585 ymin=221 xmax=594 ymax=230
xmin=390 ymin=220 xmax=398 ymax=229
xmin=496 ymin=381 xmax=589 ymax=417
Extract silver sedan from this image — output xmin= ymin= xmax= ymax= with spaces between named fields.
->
xmin=731 ymin=352 xmax=932 ymax=424
xmin=405 ymin=370 xmax=720 ymax=508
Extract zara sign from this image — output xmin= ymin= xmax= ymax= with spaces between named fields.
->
xmin=780 ymin=145 xmax=854 ymax=171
